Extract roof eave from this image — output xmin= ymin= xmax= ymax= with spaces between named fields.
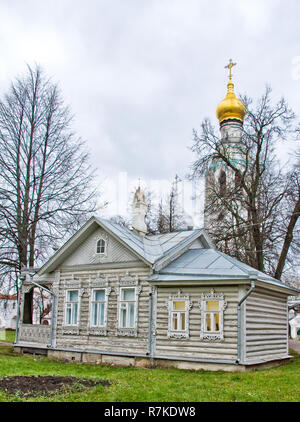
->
xmin=147 ymin=273 xmax=300 ymax=294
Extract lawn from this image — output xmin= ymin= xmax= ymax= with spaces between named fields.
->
xmin=0 ymin=344 xmax=299 ymax=402
xmin=0 ymin=329 xmax=15 ymax=343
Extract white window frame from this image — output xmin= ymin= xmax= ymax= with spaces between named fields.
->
xmin=90 ymin=288 xmax=106 ymax=328
xmin=167 ymin=290 xmax=192 ymax=339
xmin=96 ymin=238 xmax=106 ymax=255
xmin=64 ymin=289 xmax=80 ymax=327
xmin=115 ymin=273 xmax=142 ymax=337
xmin=199 ymin=290 xmax=227 ymax=341
xmin=87 ymin=275 xmax=111 ymax=336
xmin=119 ymin=287 xmax=136 ymax=329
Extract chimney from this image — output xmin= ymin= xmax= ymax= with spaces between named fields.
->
xmin=132 ymin=186 xmax=147 ymax=236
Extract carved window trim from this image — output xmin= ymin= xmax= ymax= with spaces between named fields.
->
xmin=114 ymin=272 xmax=142 ymax=337
xmin=87 ymin=275 xmax=111 ymax=336
xmin=64 ymin=289 xmax=80 ymax=327
xmin=167 ymin=290 xmax=192 ymax=339
xmin=62 ymin=277 xmax=84 ymax=335
xmin=198 ymin=289 xmax=227 ymax=341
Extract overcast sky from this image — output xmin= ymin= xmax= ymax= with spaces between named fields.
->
xmin=0 ymin=0 xmax=299 ymax=221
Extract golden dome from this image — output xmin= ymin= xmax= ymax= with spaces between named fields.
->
xmin=216 ymin=78 xmax=246 ymax=124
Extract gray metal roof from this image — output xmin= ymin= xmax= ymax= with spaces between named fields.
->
xmin=96 ymin=217 xmax=203 ymax=264
xmin=147 ymin=248 xmax=300 ymax=293
xmin=38 ymin=216 xmax=300 ymax=294
xmin=38 ymin=216 xmax=210 ymax=275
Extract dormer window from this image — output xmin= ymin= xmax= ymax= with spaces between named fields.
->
xmin=96 ymin=238 xmax=106 ymax=255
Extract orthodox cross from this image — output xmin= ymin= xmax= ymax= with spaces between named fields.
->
xmin=225 ymin=59 xmax=236 ymax=79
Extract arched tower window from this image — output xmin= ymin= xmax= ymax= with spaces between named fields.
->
xmin=96 ymin=239 xmax=106 ymax=255
xmin=219 ymin=170 xmax=227 ymax=197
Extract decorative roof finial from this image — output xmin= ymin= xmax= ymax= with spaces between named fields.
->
xmin=132 ymin=185 xmax=147 ymax=236
xmin=216 ymin=59 xmax=246 ymax=124
xmin=225 ymin=59 xmax=236 ymax=80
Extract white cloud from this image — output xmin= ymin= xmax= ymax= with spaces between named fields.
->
xmin=236 ymin=0 xmax=280 ymax=32
xmin=0 ymin=0 xmax=299 ymax=219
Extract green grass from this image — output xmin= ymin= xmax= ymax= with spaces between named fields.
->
xmin=0 ymin=345 xmax=299 ymax=402
xmin=0 ymin=330 xmax=15 ymax=343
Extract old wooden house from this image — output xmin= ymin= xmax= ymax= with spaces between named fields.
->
xmin=14 ymin=65 xmax=300 ymax=371
xmin=14 ymin=208 xmax=300 ymax=372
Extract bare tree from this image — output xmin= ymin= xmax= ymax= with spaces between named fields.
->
xmin=0 ymin=65 xmax=100 ymax=291
xmin=109 ymin=215 xmax=131 ymax=229
xmin=275 ymin=155 xmax=300 ymax=278
xmin=32 ymin=287 xmax=51 ymax=324
xmin=190 ymin=86 xmax=300 ymax=279
xmin=149 ymin=175 xmax=187 ymax=234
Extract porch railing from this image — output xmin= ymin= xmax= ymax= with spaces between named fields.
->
xmin=18 ymin=323 xmax=51 ymax=345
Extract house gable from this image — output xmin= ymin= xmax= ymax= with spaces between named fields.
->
xmin=38 ymin=217 xmax=151 ymax=275
xmin=62 ymin=227 xmax=138 ymax=267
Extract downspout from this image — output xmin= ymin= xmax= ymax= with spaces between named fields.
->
xmin=26 ymin=276 xmax=56 ymax=349
xmin=147 ymin=292 xmax=153 ymax=357
xmin=236 ymin=279 xmax=255 ymax=364
xmin=14 ymin=274 xmax=26 ymax=345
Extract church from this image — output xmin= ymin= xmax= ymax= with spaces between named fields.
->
xmin=14 ymin=62 xmax=300 ymax=372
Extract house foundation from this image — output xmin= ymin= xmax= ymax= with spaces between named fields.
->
xmin=13 ymin=345 xmax=291 ymax=373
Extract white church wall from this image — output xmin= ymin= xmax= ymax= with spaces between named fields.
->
xmin=0 ymin=297 xmax=17 ymax=330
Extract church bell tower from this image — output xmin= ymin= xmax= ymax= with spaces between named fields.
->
xmin=204 ymin=59 xmax=247 ymax=230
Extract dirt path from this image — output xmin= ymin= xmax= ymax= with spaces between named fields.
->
xmin=0 ymin=375 xmax=110 ymax=397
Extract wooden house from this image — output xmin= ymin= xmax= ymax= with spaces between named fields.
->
xmin=14 ymin=64 xmax=300 ymax=371
xmin=14 ymin=213 xmax=300 ymax=372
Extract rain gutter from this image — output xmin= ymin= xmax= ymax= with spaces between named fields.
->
xmin=147 ymin=292 xmax=153 ymax=356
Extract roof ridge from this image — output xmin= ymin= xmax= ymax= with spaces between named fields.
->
xmin=153 ymin=229 xmax=204 ymax=264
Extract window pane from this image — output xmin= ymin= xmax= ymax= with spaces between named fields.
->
xmin=128 ymin=302 xmax=135 ymax=328
xmin=215 ymin=313 xmax=220 ymax=331
xmin=92 ymin=303 xmax=98 ymax=326
xmin=68 ymin=290 xmax=78 ymax=302
xmin=66 ymin=305 xmax=71 ymax=325
xmin=120 ymin=307 xmax=127 ymax=328
xmin=94 ymin=290 xmax=105 ymax=301
xmin=206 ymin=314 xmax=211 ymax=331
xmin=99 ymin=303 xmax=105 ymax=326
xmin=206 ymin=301 xmax=219 ymax=311
xmin=72 ymin=303 xmax=78 ymax=325
xmin=121 ymin=288 xmax=135 ymax=301
xmin=173 ymin=301 xmax=186 ymax=311
xmin=181 ymin=313 xmax=186 ymax=330
xmin=100 ymin=240 xmax=105 ymax=253
xmin=173 ymin=314 xmax=178 ymax=330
